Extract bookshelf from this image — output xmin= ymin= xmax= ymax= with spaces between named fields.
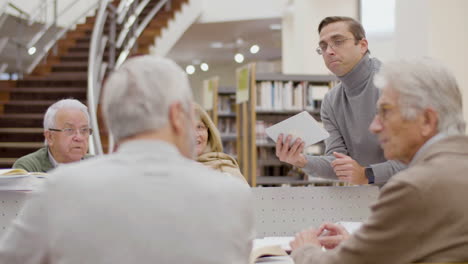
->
xmin=201 ymin=76 xmax=238 ymax=158
xmin=202 ymin=76 xmax=219 ymax=126
xmin=217 ymin=86 xmax=238 ymax=157
xmin=235 ymin=63 xmax=337 ymax=186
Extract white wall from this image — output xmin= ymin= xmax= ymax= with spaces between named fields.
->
xmin=198 ymin=0 xmax=288 ymax=23
xmin=395 ymin=0 xmax=468 ymax=129
xmin=3 ymin=0 xmax=98 ymax=27
xmin=282 ymin=0 xmax=358 ymax=75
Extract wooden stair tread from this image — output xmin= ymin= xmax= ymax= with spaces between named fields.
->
xmin=23 ymin=73 xmax=88 ymax=81
xmin=0 ymin=100 xmax=56 ymax=105
xmin=0 ymin=128 xmax=43 ymax=133
xmin=0 ymin=158 xmax=17 ymax=162
xmin=0 ymin=87 xmax=85 ymax=92
xmin=0 ymin=114 xmax=44 ymax=118
xmin=0 ymin=142 xmax=44 ymax=148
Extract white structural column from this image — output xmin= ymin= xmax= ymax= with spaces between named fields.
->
xmin=395 ymin=0 xmax=468 ymax=126
xmin=282 ymin=0 xmax=358 ymax=74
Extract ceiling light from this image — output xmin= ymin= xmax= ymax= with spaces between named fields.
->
xmin=234 ymin=53 xmax=244 ymax=63
xmin=186 ymin=65 xmax=195 ymax=75
xmin=200 ymin=63 xmax=209 ymax=72
xmin=269 ymin=24 xmax=282 ymax=31
xmin=250 ymin=44 xmax=260 ymax=54
xmin=210 ymin=42 xmax=223 ymax=48
xmin=28 ymin=47 xmax=36 ymax=55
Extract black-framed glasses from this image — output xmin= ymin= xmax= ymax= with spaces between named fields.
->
xmin=49 ymin=127 xmax=93 ymax=136
xmin=316 ymin=38 xmax=354 ymax=55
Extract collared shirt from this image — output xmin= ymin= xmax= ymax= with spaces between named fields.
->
xmin=47 ymin=148 xmax=59 ymax=168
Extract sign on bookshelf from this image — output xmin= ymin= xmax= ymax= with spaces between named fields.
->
xmin=236 ymin=64 xmax=251 ymax=104
xmin=202 ymin=77 xmax=218 ymax=111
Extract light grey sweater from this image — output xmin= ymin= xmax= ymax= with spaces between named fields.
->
xmin=303 ymin=54 xmax=406 ymax=184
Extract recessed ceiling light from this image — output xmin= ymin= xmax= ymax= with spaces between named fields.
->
xmin=186 ymin=65 xmax=195 ymax=75
xmin=234 ymin=53 xmax=244 ymax=63
xmin=269 ymin=24 xmax=282 ymax=31
xmin=210 ymin=42 xmax=223 ymax=48
xmin=250 ymin=44 xmax=260 ymax=54
xmin=28 ymin=47 xmax=36 ymax=55
xmin=200 ymin=63 xmax=209 ymax=71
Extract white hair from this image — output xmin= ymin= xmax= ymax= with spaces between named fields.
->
xmin=374 ymin=57 xmax=465 ymax=135
xmin=102 ymin=55 xmax=193 ymax=142
xmin=43 ymin=99 xmax=90 ymax=145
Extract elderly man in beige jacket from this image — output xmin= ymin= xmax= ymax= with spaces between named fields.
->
xmin=290 ymin=58 xmax=468 ymax=263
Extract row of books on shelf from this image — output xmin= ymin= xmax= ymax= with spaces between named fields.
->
xmin=256 ymin=81 xmax=329 ymax=111
xmin=218 ymin=118 xmax=236 ymax=135
xmin=223 ymin=141 xmax=236 ymax=157
xmin=218 ymin=95 xmax=235 ymax=114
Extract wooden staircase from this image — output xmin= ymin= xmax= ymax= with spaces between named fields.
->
xmin=0 ymin=0 xmax=188 ymax=168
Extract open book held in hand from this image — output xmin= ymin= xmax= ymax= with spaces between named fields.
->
xmin=265 ymin=111 xmax=329 ymax=147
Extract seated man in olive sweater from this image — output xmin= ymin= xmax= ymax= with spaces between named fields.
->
xmin=13 ymin=99 xmax=93 ymax=172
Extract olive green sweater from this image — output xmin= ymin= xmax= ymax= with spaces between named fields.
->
xmin=13 ymin=147 xmax=93 ymax=173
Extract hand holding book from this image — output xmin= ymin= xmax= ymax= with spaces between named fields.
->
xmin=266 ymin=111 xmax=329 ymax=168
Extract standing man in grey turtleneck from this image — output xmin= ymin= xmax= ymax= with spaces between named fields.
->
xmin=276 ymin=16 xmax=406 ymax=185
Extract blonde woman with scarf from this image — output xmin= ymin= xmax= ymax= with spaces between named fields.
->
xmin=194 ymin=104 xmax=248 ymax=184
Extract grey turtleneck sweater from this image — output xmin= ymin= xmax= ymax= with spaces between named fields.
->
xmin=303 ymin=54 xmax=406 ymax=184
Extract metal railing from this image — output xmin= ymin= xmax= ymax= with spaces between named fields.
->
xmin=0 ymin=0 xmax=97 ymax=76
xmin=87 ymin=0 xmax=172 ymax=154
xmin=26 ymin=2 xmax=98 ymax=74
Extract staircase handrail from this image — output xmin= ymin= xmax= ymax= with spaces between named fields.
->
xmin=88 ymin=0 xmax=174 ymax=154
xmin=2 ymin=2 xmax=30 ymax=20
xmin=26 ymin=0 xmax=90 ymax=50
xmin=26 ymin=2 xmax=98 ymax=74
xmin=115 ymin=0 xmax=169 ymax=67
xmin=87 ymin=0 xmax=110 ymax=155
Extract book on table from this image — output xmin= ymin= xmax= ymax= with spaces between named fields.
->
xmin=250 ymin=237 xmax=292 ymax=263
xmin=0 ymin=169 xmax=47 ymax=191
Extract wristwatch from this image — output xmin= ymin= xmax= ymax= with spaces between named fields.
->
xmin=365 ymin=167 xmax=375 ymax=184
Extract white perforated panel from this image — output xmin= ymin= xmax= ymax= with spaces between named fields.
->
xmin=0 ymin=191 xmax=30 ymax=237
xmin=252 ymin=186 xmax=379 ymax=237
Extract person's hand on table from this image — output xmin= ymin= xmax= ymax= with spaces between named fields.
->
xmin=290 ymin=227 xmax=322 ymax=251
xmin=317 ymin=222 xmax=350 ymax=249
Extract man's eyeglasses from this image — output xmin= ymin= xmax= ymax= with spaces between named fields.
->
xmin=376 ymin=105 xmax=396 ymax=121
xmin=49 ymin=127 xmax=93 ymax=136
xmin=316 ymin=38 xmax=354 ymax=55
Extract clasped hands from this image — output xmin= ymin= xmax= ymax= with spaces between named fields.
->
xmin=275 ymin=134 xmax=369 ymax=185
xmin=290 ymin=222 xmax=350 ymax=251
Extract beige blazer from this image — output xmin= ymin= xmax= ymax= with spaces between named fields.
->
xmin=292 ymin=135 xmax=468 ymax=264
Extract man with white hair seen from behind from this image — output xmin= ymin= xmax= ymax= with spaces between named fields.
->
xmin=0 ymin=56 xmax=254 ymax=264
xmin=290 ymin=58 xmax=468 ymax=263
xmin=13 ymin=98 xmax=93 ymax=172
